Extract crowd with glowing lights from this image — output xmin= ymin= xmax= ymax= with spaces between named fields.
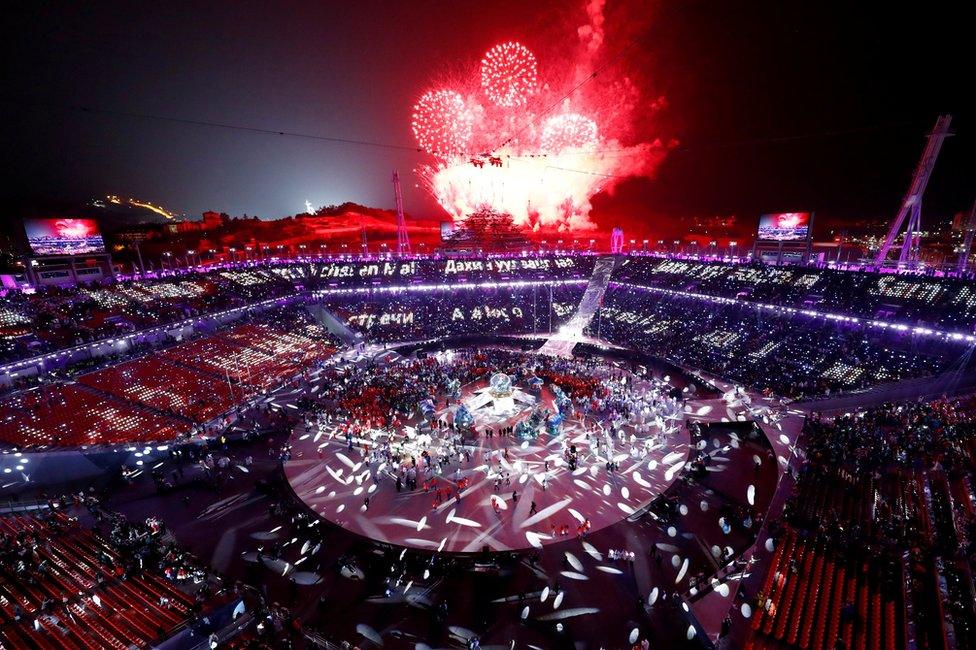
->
xmin=0 ymin=303 xmax=339 ymax=447
xmin=318 ymin=274 xmax=971 ymax=400
xmin=0 ymin=267 xmax=297 ymax=362
xmin=594 ymin=285 xmax=968 ymax=399
xmin=616 ymin=256 xmax=976 ymax=331
xmin=0 ymin=255 xmax=593 ymax=364
xmin=5 ymin=252 xmax=976 ymax=407
xmin=323 ymin=284 xmax=584 ymax=342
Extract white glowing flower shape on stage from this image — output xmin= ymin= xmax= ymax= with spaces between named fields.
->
xmin=462 ymin=371 xmax=536 ymax=421
xmin=488 ymin=372 xmax=513 ymax=398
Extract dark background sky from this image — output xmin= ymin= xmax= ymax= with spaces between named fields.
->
xmin=1 ymin=0 xmax=972 ymax=233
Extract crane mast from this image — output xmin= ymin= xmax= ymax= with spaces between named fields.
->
xmin=393 ymin=171 xmax=410 ymax=254
xmin=874 ymin=115 xmax=953 ymax=267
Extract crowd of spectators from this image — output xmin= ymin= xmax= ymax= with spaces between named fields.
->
xmin=616 ymin=256 xmax=976 ymax=332
xmin=742 ymin=396 xmax=976 ymax=649
xmin=0 ymin=503 xmax=225 ymax=649
xmin=1 ymin=254 xmax=594 ymax=364
xmin=324 ymin=285 xmax=585 ymax=342
xmin=161 ymin=312 xmax=337 ymax=393
xmin=6 ymin=252 xmax=976 ymax=407
xmin=0 ymin=306 xmax=341 ymax=448
xmin=593 ymin=286 xmax=966 ymax=399
xmin=0 ymin=268 xmax=298 ymax=363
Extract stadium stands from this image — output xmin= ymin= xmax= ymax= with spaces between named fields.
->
xmin=5 ymin=254 xmax=976 ymax=450
xmin=0 ymin=308 xmax=339 ymax=448
xmin=77 ymin=356 xmax=237 ymax=423
xmin=0 ymin=510 xmax=201 ymax=649
xmin=0 ymin=268 xmax=298 ymax=363
xmin=0 ymin=384 xmax=186 ymax=448
xmin=1 ymin=256 xmax=592 ymax=364
xmin=160 ymin=323 xmax=335 ymax=392
xmin=324 ymin=284 xmax=585 ymax=342
xmin=616 ymin=256 xmax=976 ymax=331
xmin=592 ymin=285 xmax=960 ymax=398
xmin=742 ymin=397 xmax=976 ymax=649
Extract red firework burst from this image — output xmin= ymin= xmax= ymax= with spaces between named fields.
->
xmin=540 ymin=113 xmax=599 ymax=153
xmin=410 ymin=90 xmax=473 ymax=156
xmin=480 ymin=41 xmax=538 ymax=108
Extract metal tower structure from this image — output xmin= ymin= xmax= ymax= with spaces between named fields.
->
xmin=393 ymin=171 xmax=410 ymax=254
xmin=957 ymin=198 xmax=976 ymax=273
xmin=874 ymin=115 xmax=953 ymax=267
xmin=610 ymin=227 xmax=624 ymax=254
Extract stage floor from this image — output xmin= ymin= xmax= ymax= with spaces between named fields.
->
xmin=284 ymin=375 xmax=690 ymax=553
xmin=96 ymin=348 xmax=803 ymax=648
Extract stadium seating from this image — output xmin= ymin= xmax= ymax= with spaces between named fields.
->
xmin=743 ymin=397 xmax=976 ymax=649
xmin=324 ymin=284 xmax=584 ymax=342
xmin=0 ymin=256 xmax=592 ymax=363
xmin=0 ymin=511 xmax=197 ymax=649
xmin=161 ymin=323 xmax=336 ymax=392
xmin=592 ymin=286 xmax=954 ymax=399
xmin=616 ymin=256 xmax=976 ymax=331
xmin=77 ymin=356 xmax=237 ymax=423
xmin=0 ymin=307 xmax=340 ymax=448
xmin=748 ymin=526 xmax=904 ymax=650
xmin=0 ymin=384 xmax=187 ymax=448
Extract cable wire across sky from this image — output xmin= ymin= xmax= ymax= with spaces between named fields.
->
xmin=3 ymin=96 xmax=930 ymax=160
xmin=0 ymin=97 xmax=939 ymax=189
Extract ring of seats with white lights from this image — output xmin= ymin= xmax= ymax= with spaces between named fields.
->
xmin=4 ymin=252 xmax=975 ymax=648
xmin=4 ymin=253 xmax=975 ymax=453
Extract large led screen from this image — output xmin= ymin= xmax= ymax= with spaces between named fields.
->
xmin=24 ymin=218 xmax=106 ymax=255
xmin=757 ymin=212 xmax=812 ymax=241
xmin=440 ymin=221 xmax=455 ymax=241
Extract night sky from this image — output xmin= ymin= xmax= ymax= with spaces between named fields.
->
xmin=2 ymin=1 xmax=972 ymax=233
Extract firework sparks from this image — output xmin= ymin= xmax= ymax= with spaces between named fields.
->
xmin=541 ymin=113 xmax=599 ymax=153
xmin=411 ymin=3 xmax=672 ymax=232
xmin=411 ymin=90 xmax=473 ymax=156
xmin=480 ymin=41 xmax=538 ymax=108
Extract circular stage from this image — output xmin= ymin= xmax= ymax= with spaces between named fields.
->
xmin=283 ymin=350 xmax=691 ymax=553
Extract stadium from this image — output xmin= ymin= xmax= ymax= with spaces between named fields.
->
xmin=3 ymin=243 xmax=976 ymax=649
xmin=2 ymin=1 xmax=975 ymax=649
